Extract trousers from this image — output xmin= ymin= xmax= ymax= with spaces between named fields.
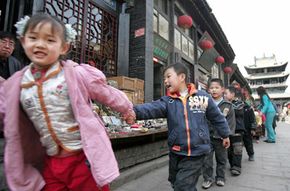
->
xmin=42 ymin=151 xmax=109 ymax=191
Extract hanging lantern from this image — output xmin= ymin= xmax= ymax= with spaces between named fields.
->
xmin=198 ymin=39 xmax=213 ymax=50
xmin=223 ymin=66 xmax=233 ymax=74
xmin=177 ymin=15 xmax=193 ymax=29
xmin=215 ymin=56 xmax=225 ymax=64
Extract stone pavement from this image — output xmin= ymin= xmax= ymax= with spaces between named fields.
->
xmin=113 ymin=122 xmax=290 ymax=191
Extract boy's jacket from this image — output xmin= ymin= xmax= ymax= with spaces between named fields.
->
xmin=209 ymin=100 xmax=236 ymax=138
xmin=232 ymin=99 xmax=246 ymax=132
xmin=134 ymin=84 xmax=230 ymax=157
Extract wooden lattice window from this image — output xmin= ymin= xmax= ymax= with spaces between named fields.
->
xmin=44 ymin=0 xmax=117 ymax=76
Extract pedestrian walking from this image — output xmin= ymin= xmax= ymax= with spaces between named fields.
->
xmin=257 ymin=86 xmax=276 ymax=143
xmin=243 ymin=102 xmax=256 ymax=161
xmin=0 ymin=13 xmax=135 ymax=191
xmin=224 ymin=86 xmax=246 ymax=176
xmin=201 ymin=78 xmax=235 ymax=189
xmin=133 ymin=63 xmax=230 ymax=191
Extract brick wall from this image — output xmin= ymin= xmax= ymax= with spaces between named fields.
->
xmin=127 ymin=0 xmax=154 ymax=102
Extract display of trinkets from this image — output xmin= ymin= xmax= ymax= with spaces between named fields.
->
xmin=91 ymin=102 xmax=167 ymax=135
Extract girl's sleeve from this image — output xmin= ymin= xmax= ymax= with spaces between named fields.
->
xmin=261 ymin=95 xmax=270 ymax=114
xmin=77 ymin=64 xmax=133 ymax=115
xmin=0 ymin=81 xmax=5 ymax=132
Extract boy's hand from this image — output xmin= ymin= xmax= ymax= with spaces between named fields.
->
xmin=122 ymin=110 xmax=136 ymax=125
xmin=222 ymin=137 xmax=230 ymax=148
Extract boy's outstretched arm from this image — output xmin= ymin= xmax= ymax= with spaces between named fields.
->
xmin=134 ymin=97 xmax=167 ymax=120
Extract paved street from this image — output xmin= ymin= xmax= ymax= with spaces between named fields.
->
xmin=114 ymin=122 xmax=290 ymax=191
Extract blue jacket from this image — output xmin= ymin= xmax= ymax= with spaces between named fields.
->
xmin=134 ymin=84 xmax=230 ymax=157
xmin=259 ymin=95 xmax=275 ymax=114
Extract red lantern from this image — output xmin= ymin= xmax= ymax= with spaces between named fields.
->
xmin=199 ymin=39 xmax=213 ymax=50
xmin=177 ymin=15 xmax=193 ymax=29
xmin=215 ymin=56 xmax=225 ymax=64
xmin=223 ymin=66 xmax=233 ymax=74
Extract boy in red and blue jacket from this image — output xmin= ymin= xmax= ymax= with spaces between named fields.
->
xmin=133 ymin=63 xmax=230 ymax=191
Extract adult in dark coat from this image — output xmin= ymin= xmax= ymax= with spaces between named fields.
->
xmin=0 ymin=31 xmax=23 ymax=79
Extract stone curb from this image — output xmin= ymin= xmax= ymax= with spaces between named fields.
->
xmin=111 ymin=155 xmax=169 ymax=190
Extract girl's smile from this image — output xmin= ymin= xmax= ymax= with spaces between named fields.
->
xmin=20 ymin=22 xmax=69 ymax=69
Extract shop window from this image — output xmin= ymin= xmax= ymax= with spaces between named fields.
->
xmin=188 ymin=42 xmax=194 ymax=60
xmin=153 ymin=10 xmax=158 ymax=33
xmin=154 ymin=0 xmax=168 ymax=15
xmin=174 ymin=28 xmax=181 ymax=50
xmin=211 ymin=64 xmax=219 ymax=78
xmin=181 ymin=35 xmax=188 ymax=55
xmin=158 ymin=14 xmax=169 ymax=40
xmin=154 ymin=9 xmax=169 ymax=41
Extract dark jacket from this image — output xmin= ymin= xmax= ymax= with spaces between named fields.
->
xmin=134 ymin=84 xmax=230 ymax=157
xmin=8 ymin=56 xmax=23 ymax=76
xmin=243 ymin=103 xmax=256 ymax=131
xmin=210 ymin=99 xmax=236 ymax=138
xmin=232 ymin=99 xmax=246 ymax=133
xmin=0 ymin=56 xmax=22 ymax=79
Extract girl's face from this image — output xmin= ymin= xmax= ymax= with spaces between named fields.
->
xmin=164 ymin=68 xmax=186 ymax=93
xmin=224 ymin=89 xmax=235 ymax=101
xmin=21 ymin=22 xmax=69 ymax=69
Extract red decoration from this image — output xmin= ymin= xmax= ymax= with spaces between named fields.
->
xmin=199 ymin=39 xmax=213 ymax=50
xmin=223 ymin=66 xmax=233 ymax=74
xmin=177 ymin=15 xmax=193 ymax=29
xmin=215 ymin=56 xmax=225 ymax=64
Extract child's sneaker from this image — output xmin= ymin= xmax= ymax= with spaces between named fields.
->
xmin=216 ymin=180 xmax=225 ymax=187
xmin=231 ymin=169 xmax=241 ymax=176
xmin=202 ymin=180 xmax=213 ymax=189
xmin=248 ymin=155 xmax=255 ymax=161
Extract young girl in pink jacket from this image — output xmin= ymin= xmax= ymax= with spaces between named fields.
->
xmin=0 ymin=13 xmax=135 ymax=191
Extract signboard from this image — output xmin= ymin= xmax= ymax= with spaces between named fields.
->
xmin=135 ymin=28 xmax=145 ymax=38
xmin=153 ymin=33 xmax=171 ymax=61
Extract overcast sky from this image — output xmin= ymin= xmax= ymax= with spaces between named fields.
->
xmin=206 ymin=0 xmax=290 ymax=76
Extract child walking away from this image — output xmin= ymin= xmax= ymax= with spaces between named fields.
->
xmin=133 ymin=63 xmax=230 ymax=191
xmin=243 ymin=101 xmax=257 ymax=161
xmin=0 ymin=14 xmax=135 ymax=191
xmin=224 ymin=86 xmax=246 ymax=176
xmin=201 ymin=79 xmax=235 ymax=189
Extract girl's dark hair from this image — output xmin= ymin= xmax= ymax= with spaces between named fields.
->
xmin=163 ymin=62 xmax=189 ymax=82
xmin=209 ymin=78 xmax=224 ymax=87
xmin=23 ymin=13 xmax=67 ymax=42
xmin=256 ymin=86 xmax=270 ymax=105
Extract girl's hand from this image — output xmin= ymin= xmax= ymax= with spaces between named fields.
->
xmin=122 ymin=110 xmax=136 ymax=125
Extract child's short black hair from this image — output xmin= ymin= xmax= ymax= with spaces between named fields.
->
xmin=163 ymin=62 xmax=189 ymax=82
xmin=227 ymin=85 xmax=244 ymax=100
xmin=0 ymin=31 xmax=16 ymax=41
xmin=208 ymin=78 xmax=224 ymax=87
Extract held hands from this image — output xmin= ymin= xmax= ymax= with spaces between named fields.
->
xmin=122 ymin=110 xmax=136 ymax=125
xmin=222 ymin=137 xmax=230 ymax=149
